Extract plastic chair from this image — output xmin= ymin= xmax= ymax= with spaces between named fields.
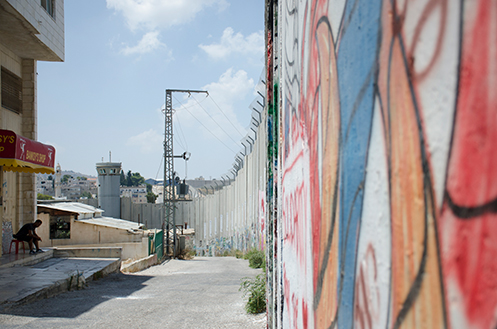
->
xmin=9 ymin=239 xmax=27 ymax=254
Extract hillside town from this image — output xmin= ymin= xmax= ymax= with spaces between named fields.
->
xmin=35 ymin=164 xmax=220 ymax=204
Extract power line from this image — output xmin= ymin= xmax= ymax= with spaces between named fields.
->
xmin=173 ymin=96 xmax=239 ymax=154
xmin=174 ymin=118 xmax=188 ymax=151
xmin=190 ymin=95 xmax=242 ymax=147
xmin=155 ymin=154 xmax=163 ymax=181
xmin=207 ymin=95 xmax=246 ymax=138
xmin=175 ymin=114 xmax=188 ymax=150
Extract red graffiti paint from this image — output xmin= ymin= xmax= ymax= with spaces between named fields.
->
xmin=283 ymin=270 xmax=297 ymax=327
xmin=303 ymin=299 xmax=309 ymax=329
xmin=282 ymin=180 xmax=308 ymax=266
xmin=440 ymin=1 xmax=497 ymax=329
xmin=354 ymin=245 xmax=380 ymax=329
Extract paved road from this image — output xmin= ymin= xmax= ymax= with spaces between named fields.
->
xmin=0 ymin=257 xmax=266 ymax=328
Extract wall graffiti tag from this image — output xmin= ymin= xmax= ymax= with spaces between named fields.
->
xmin=269 ymin=0 xmax=497 ymax=328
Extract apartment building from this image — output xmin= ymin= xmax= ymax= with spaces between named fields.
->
xmin=0 ymin=0 xmax=64 ymax=254
xmin=120 ymin=186 xmax=147 ymax=204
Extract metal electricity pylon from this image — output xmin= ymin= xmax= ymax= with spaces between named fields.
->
xmin=163 ymin=89 xmax=208 ymax=257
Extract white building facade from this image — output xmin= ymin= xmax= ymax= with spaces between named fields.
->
xmin=0 ymin=0 xmax=64 ymax=254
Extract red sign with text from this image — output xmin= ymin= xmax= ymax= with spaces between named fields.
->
xmin=0 ymin=129 xmax=55 ymax=173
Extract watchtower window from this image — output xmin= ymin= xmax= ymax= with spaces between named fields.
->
xmin=1 ymin=68 xmax=22 ymax=114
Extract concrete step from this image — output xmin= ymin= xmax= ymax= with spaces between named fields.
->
xmin=0 ymin=249 xmax=54 ymax=269
xmin=0 ymin=256 xmax=121 ymax=308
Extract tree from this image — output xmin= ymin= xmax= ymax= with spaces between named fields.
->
xmin=61 ymin=175 xmax=71 ymax=184
xmin=37 ymin=193 xmax=53 ymax=200
xmin=146 ymin=183 xmax=152 ymax=193
xmin=131 ymin=172 xmax=145 ymax=186
xmin=126 ymin=170 xmax=132 ymax=187
xmin=48 ymin=175 xmax=53 ymax=180
xmin=120 ymin=170 xmax=126 ymax=186
xmin=146 ymin=192 xmax=158 ymax=204
xmin=80 ymin=191 xmax=93 ymax=199
xmin=124 ymin=170 xmax=145 ymax=187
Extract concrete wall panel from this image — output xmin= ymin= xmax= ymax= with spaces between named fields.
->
xmin=266 ymin=0 xmax=497 ymax=328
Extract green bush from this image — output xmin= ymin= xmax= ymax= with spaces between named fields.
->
xmin=240 ymin=273 xmax=266 ymax=314
xmin=235 ymin=250 xmax=244 ymax=259
xmin=37 ymin=193 xmax=53 ymax=200
xmin=244 ymin=248 xmax=265 ymax=269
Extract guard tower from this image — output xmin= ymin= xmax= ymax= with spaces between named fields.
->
xmin=96 ymin=162 xmax=122 ymax=218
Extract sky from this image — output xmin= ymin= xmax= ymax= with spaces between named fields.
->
xmin=37 ymin=0 xmax=265 ymax=181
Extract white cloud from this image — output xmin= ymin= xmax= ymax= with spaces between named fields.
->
xmin=204 ymin=68 xmax=254 ymax=103
xmin=174 ymin=68 xmax=254 ymax=143
xmin=199 ymin=27 xmax=264 ymax=60
xmin=127 ymin=129 xmax=163 ymax=154
xmin=121 ymin=31 xmax=166 ymax=55
xmin=106 ymin=0 xmax=229 ymax=31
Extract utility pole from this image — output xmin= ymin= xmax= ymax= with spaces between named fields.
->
xmin=163 ymin=89 xmax=208 ymax=257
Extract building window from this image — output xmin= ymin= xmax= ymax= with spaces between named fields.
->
xmin=41 ymin=0 xmax=55 ymax=18
xmin=1 ymin=68 xmax=22 ymax=114
xmin=50 ymin=215 xmax=71 ymax=239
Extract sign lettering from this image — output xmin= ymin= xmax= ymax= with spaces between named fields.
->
xmin=26 ymin=150 xmax=46 ymax=164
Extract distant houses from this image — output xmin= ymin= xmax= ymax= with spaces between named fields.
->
xmin=36 ymin=171 xmax=97 ymax=199
xmin=120 ymin=186 xmax=147 ymax=204
xmin=37 ymin=167 xmax=218 ymax=205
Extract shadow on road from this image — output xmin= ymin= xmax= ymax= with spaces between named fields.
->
xmin=0 ymin=272 xmax=153 ymax=318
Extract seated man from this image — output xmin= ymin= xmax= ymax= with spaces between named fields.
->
xmin=13 ymin=220 xmax=44 ymax=255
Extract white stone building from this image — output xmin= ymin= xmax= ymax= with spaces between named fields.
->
xmin=0 ymin=0 xmax=64 ymax=254
xmin=120 ymin=186 xmax=147 ymax=204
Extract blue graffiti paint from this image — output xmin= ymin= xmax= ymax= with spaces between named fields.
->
xmin=336 ymin=0 xmax=382 ymax=327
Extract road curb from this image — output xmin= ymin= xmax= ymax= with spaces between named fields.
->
xmin=121 ymin=254 xmax=157 ymax=273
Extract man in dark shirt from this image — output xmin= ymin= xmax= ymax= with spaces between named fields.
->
xmin=13 ymin=220 xmax=44 ymax=255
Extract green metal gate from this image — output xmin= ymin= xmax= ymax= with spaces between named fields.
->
xmin=148 ymin=229 xmax=163 ymax=260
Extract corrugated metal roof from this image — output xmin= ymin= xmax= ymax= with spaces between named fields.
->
xmin=38 ymin=202 xmax=103 ymax=219
xmin=77 ymin=217 xmax=143 ymax=231
xmin=37 ymin=202 xmax=143 ymax=231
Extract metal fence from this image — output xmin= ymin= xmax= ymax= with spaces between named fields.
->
xmin=148 ymin=229 xmax=163 ymax=260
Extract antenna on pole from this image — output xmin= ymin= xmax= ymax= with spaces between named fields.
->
xmin=163 ymin=89 xmax=208 ymax=258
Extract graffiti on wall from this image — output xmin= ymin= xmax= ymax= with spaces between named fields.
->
xmin=277 ymin=0 xmax=497 ymax=328
xmin=259 ymin=190 xmax=266 ymax=250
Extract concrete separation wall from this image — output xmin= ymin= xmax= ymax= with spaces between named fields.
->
xmin=178 ymin=75 xmax=267 ymax=256
xmin=121 ymin=254 xmax=157 ymax=273
xmin=265 ymin=0 xmax=497 ymax=328
xmin=120 ymin=197 xmax=163 ymax=229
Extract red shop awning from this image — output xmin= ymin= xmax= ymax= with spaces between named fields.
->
xmin=0 ymin=129 xmax=55 ymax=174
